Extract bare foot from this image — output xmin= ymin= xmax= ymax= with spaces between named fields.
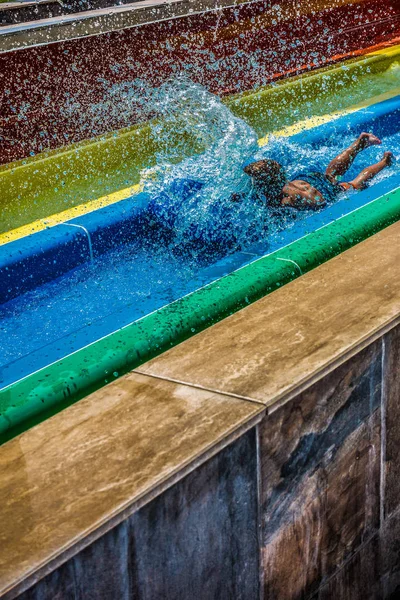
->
xmin=382 ymin=151 xmax=394 ymax=166
xmin=359 ymin=132 xmax=382 ymax=148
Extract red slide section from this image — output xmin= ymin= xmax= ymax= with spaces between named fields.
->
xmin=0 ymin=0 xmax=399 ymax=164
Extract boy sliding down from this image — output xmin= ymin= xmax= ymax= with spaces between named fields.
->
xmin=238 ymin=133 xmax=393 ymax=210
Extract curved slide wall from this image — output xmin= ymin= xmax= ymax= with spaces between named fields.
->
xmin=1 ymin=94 xmax=400 ymax=305
xmin=0 ymin=0 xmax=399 ymax=164
xmin=1 ymin=43 xmax=400 ymax=235
xmin=1 ymin=92 xmax=400 ymax=442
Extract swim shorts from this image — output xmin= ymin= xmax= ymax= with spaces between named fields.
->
xmin=294 ymin=172 xmax=352 ymax=203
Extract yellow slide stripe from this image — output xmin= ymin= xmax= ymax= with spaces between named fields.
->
xmin=258 ymin=86 xmax=400 ymax=146
xmin=0 ymin=184 xmax=141 ymax=246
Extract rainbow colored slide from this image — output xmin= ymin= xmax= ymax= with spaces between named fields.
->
xmin=1 ymin=43 xmax=400 ymax=442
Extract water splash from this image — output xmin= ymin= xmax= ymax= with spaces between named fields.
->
xmin=134 ymin=76 xmax=399 ymax=260
xmin=139 ymin=77 xmax=270 ymax=258
xmin=64 ymin=75 xmax=400 ymax=262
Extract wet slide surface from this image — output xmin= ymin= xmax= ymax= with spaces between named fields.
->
xmin=1 ymin=94 xmax=399 ymax=392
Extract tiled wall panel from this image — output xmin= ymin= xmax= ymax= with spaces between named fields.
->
xmin=259 ymin=323 xmax=400 ymax=599
xmin=379 ymin=508 xmax=400 ymax=599
xmin=383 ymin=324 xmax=400 ymax=520
xmin=316 ymin=506 xmax=400 ymax=599
xmin=260 ymin=342 xmax=383 ymax=599
xmin=17 ymin=429 xmax=259 ymax=600
xmin=12 ymin=325 xmax=400 ymax=600
xmin=316 ymin=535 xmax=381 ymax=600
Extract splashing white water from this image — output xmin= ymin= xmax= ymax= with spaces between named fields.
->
xmin=140 ymin=77 xmax=270 ymax=255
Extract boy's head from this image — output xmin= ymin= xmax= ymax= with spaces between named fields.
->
xmin=244 ymin=159 xmax=287 ymax=205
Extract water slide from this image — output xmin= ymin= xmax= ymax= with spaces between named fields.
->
xmin=1 ymin=41 xmax=400 ymax=441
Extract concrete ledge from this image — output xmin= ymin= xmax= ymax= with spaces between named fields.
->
xmin=0 ymin=373 xmax=264 ymax=599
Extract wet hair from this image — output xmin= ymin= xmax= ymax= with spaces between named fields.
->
xmin=244 ymin=159 xmax=287 ymax=205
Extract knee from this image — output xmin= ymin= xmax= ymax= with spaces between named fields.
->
xmin=349 ymin=180 xmax=365 ymax=191
xmin=325 ymin=166 xmax=336 ymax=180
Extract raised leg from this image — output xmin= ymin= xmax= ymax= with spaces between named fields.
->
xmin=325 ymin=132 xmax=382 ymax=181
xmin=349 ymin=152 xmax=394 ymax=190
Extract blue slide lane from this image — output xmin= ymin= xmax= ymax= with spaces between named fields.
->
xmin=1 ymin=170 xmax=400 ymax=390
xmin=1 ymin=94 xmax=399 ymax=305
xmin=0 ymin=226 xmax=91 ymax=304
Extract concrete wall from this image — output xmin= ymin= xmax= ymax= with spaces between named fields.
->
xmin=14 ymin=323 xmax=400 ymax=600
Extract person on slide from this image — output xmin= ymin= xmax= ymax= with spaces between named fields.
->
xmin=240 ymin=133 xmax=394 ymax=210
